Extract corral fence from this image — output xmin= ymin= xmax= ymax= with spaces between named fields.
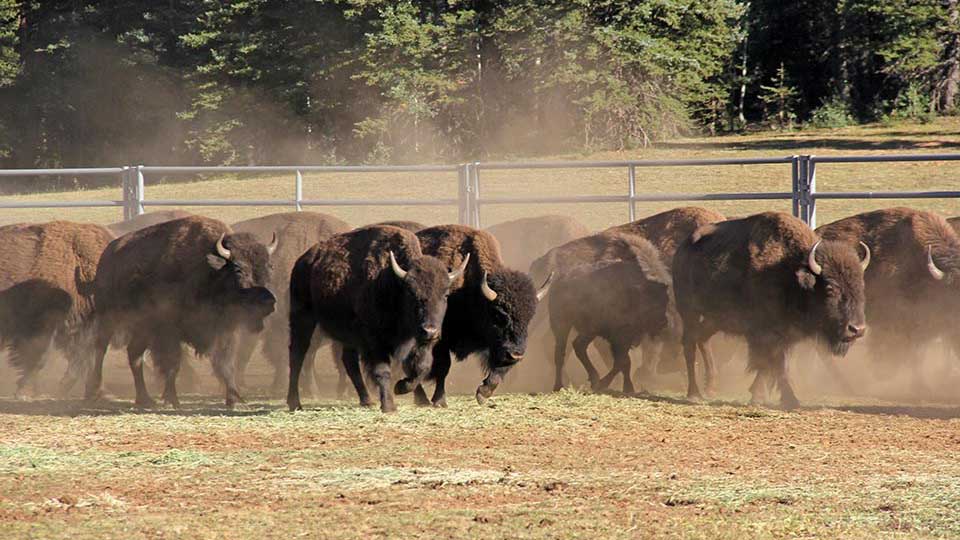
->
xmin=1 ymin=154 xmax=959 ymax=229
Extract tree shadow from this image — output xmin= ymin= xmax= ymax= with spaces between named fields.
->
xmin=0 ymin=397 xmax=348 ymax=418
xmin=657 ymin=138 xmax=960 ymax=153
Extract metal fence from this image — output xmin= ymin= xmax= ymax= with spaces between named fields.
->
xmin=0 ymin=154 xmax=958 ymax=228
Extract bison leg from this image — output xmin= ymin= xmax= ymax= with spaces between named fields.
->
xmin=339 ymin=347 xmax=372 ymax=407
xmin=328 ymin=341 xmax=348 ymax=399
xmin=372 ymin=361 xmax=397 ymax=413
xmin=211 ymin=336 xmax=243 ymax=408
xmin=233 ymin=328 xmax=261 ymax=391
xmin=428 ymin=343 xmax=452 ymax=408
xmin=475 ymin=365 xmax=509 ymax=405
xmin=263 ymin=326 xmax=291 ymax=397
xmin=153 ymin=339 xmax=183 ymax=409
xmin=84 ymin=328 xmax=111 ymax=402
xmin=551 ymin=325 xmax=571 ymax=392
xmin=11 ymin=333 xmax=54 ymax=399
xmin=571 ymin=334 xmax=601 ymax=390
xmin=699 ymin=342 xmax=718 ymax=396
xmin=615 ymin=343 xmax=635 ymax=394
xmin=286 ymin=308 xmax=316 ymax=411
xmin=127 ymin=337 xmax=156 ymax=409
xmin=682 ymin=336 xmax=703 ymax=401
xmin=297 ymin=333 xmax=323 ymax=400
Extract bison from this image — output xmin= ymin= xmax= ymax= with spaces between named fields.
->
xmin=107 ymin=210 xmax=195 ymax=238
xmin=0 ymin=221 xmax=114 ymax=397
xmin=88 ymin=216 xmax=277 ymax=408
xmin=817 ymin=208 xmax=960 ymax=389
xmin=549 ymin=233 xmax=676 ymax=394
xmin=288 ymin=225 xmax=467 ymax=413
xmin=529 ymin=207 xmax=725 ymax=391
xmin=486 ymin=215 xmax=591 ymax=273
xmin=389 ymin=225 xmax=551 ymax=406
xmin=231 ymin=212 xmax=351 ymax=395
xmin=673 ymin=211 xmax=869 ymax=409
xmin=376 ymin=221 xmax=426 ymax=233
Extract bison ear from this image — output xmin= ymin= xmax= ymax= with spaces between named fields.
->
xmin=796 ymin=268 xmax=817 ymax=291
xmin=207 ymin=253 xmax=228 ymax=270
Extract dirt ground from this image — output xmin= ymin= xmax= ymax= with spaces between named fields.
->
xmin=2 ymin=344 xmax=959 ymax=540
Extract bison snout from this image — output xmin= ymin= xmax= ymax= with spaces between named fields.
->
xmin=844 ymin=323 xmax=866 ymax=341
xmin=418 ymin=325 xmax=440 ymax=342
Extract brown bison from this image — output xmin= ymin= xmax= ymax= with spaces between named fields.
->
xmin=288 ymin=225 xmax=467 ymax=413
xmin=529 ymin=207 xmax=725 ymax=391
xmin=673 ymin=212 xmax=869 ymax=409
xmin=817 ymin=208 xmax=960 ymax=387
xmin=232 ymin=212 xmax=351 ymax=395
xmin=0 ymin=221 xmax=114 ymax=397
xmin=394 ymin=225 xmax=551 ymax=406
xmin=486 ymin=215 xmax=591 ymax=273
xmin=88 ymin=216 xmax=278 ymax=407
xmin=107 ymin=210 xmax=194 ymax=237
xmin=549 ymin=234 xmax=676 ymax=394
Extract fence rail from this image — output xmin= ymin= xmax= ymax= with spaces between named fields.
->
xmin=0 ymin=154 xmax=957 ymax=228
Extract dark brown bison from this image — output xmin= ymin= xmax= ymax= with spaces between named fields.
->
xmin=392 ymin=225 xmax=551 ymax=406
xmin=673 ymin=212 xmax=869 ymax=409
xmin=288 ymin=225 xmax=467 ymax=413
xmin=549 ymin=234 xmax=676 ymax=394
xmin=485 ymin=215 xmax=591 ymax=272
xmin=376 ymin=221 xmax=426 ymax=233
xmin=231 ymin=212 xmax=351 ymax=395
xmin=88 ymin=216 xmax=278 ymax=408
xmin=0 ymin=221 xmax=114 ymax=397
xmin=529 ymin=207 xmax=725 ymax=391
xmin=107 ymin=210 xmax=194 ymax=237
xmin=817 ymin=208 xmax=960 ymax=388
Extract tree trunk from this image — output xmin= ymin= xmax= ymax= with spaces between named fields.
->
xmin=941 ymin=0 xmax=960 ymax=112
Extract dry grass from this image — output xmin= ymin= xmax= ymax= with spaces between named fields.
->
xmin=2 ymin=118 xmax=959 ymax=230
xmin=3 ymin=120 xmax=960 ymax=538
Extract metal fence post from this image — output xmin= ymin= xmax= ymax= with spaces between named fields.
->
xmin=627 ymin=165 xmax=637 ymax=222
xmin=807 ymin=157 xmax=817 ymax=229
xmin=457 ymin=164 xmax=470 ymax=225
xmin=121 ymin=166 xmax=134 ymax=220
xmin=134 ymin=165 xmax=145 ymax=216
xmin=471 ymin=162 xmax=482 ymax=228
xmin=798 ymin=156 xmax=810 ymax=225
xmin=790 ymin=155 xmax=800 ymax=219
xmin=295 ymin=170 xmax=303 ymax=211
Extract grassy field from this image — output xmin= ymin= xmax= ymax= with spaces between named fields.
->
xmin=2 ymin=118 xmax=959 ymax=230
xmin=3 ymin=120 xmax=960 ymax=539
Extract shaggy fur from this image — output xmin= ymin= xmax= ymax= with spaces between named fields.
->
xmin=288 ymin=225 xmax=455 ymax=413
xmin=817 ymin=208 xmax=960 ymax=382
xmin=107 ymin=210 xmax=194 ymax=238
xmin=0 ymin=221 xmax=113 ymax=396
xmin=91 ymin=216 xmax=277 ymax=408
xmin=486 ymin=215 xmax=591 ymax=272
xmin=549 ymin=235 xmax=676 ymax=394
xmin=673 ymin=212 xmax=867 ymax=408
xmin=231 ymin=212 xmax=350 ymax=394
xmin=410 ymin=225 xmax=543 ymax=406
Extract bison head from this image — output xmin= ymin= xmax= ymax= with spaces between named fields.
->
xmin=474 ymin=269 xmax=552 ymax=369
xmin=798 ymin=240 xmax=869 ymax=356
xmin=206 ymin=232 xmax=278 ymax=332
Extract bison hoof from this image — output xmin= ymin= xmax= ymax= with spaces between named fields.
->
xmin=394 ymin=379 xmax=416 ymax=395
xmin=413 ymin=391 xmax=431 ymax=407
xmin=780 ymin=396 xmax=800 ymax=411
xmin=287 ymin=401 xmax=303 ymax=412
xmin=686 ymin=392 xmax=704 ymax=403
xmin=432 ymin=397 xmax=448 ymax=408
xmin=380 ymin=401 xmax=398 ymax=413
xmin=135 ymin=397 xmax=158 ymax=409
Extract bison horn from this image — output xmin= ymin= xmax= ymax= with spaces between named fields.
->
xmin=449 ymin=253 xmax=470 ymax=282
xmin=858 ymin=241 xmax=871 ymax=271
xmin=389 ymin=251 xmax=408 ymax=280
xmin=927 ymin=245 xmax=945 ymax=281
xmin=536 ymin=272 xmax=554 ymax=302
xmin=807 ymin=240 xmax=822 ymax=276
xmin=216 ymin=234 xmax=232 ymax=261
xmin=266 ymin=232 xmax=278 ymax=256
xmin=480 ymin=271 xmax=498 ymax=302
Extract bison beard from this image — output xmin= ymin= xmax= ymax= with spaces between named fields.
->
xmin=672 ymin=212 xmax=868 ymax=409
xmin=88 ymin=216 xmax=277 ymax=408
xmin=287 ymin=226 xmax=466 ymax=413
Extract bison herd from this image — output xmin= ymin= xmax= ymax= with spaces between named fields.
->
xmin=1 ymin=205 xmax=958 ymax=412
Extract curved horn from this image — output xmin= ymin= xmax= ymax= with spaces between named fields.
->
xmin=265 ymin=232 xmax=278 ymax=256
xmin=536 ymin=271 xmax=554 ymax=302
xmin=216 ymin=234 xmax=232 ymax=260
xmin=927 ymin=245 xmax=945 ymax=281
xmin=448 ymin=253 xmax=470 ymax=282
xmin=480 ymin=271 xmax=498 ymax=302
xmin=807 ymin=240 xmax=822 ymax=276
xmin=389 ymin=251 xmax=408 ymax=280
xmin=858 ymin=241 xmax=871 ymax=271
